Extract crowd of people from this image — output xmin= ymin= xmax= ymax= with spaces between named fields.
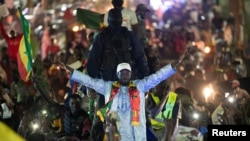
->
xmin=0 ymin=0 xmax=250 ymax=141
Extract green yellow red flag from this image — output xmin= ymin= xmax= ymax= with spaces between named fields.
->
xmin=17 ymin=7 xmax=33 ymax=82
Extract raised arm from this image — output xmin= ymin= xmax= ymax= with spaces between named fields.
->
xmin=140 ymin=49 xmax=189 ymax=92
xmin=54 ymin=59 xmax=107 ymax=95
xmin=0 ymin=18 xmax=9 ymax=39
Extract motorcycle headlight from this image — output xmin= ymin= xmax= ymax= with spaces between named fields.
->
xmin=225 ymin=92 xmax=230 ymax=98
xmin=192 ymin=112 xmax=200 ymax=120
xmin=42 ymin=110 xmax=47 ymax=115
xmin=227 ymin=96 xmax=235 ymax=103
xmin=32 ymin=122 xmax=39 ymax=130
xmin=203 ymin=86 xmax=213 ymax=102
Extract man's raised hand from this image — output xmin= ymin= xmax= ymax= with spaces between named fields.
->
xmin=171 ymin=49 xmax=189 ymax=68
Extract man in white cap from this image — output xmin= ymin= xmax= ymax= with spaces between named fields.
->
xmin=86 ymin=8 xmax=149 ymax=140
xmin=56 ymin=50 xmax=188 ymax=141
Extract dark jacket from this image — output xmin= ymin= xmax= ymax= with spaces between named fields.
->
xmin=86 ymin=27 xmax=149 ymax=81
xmin=63 ymin=108 xmax=92 ymax=140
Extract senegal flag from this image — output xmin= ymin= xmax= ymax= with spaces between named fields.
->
xmin=76 ymin=8 xmax=103 ymax=30
xmin=17 ymin=7 xmax=33 ymax=82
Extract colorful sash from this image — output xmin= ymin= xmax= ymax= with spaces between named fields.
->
xmin=97 ymin=81 xmax=140 ymax=126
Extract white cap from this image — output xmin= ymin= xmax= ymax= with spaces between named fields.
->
xmin=117 ymin=63 xmax=131 ymax=73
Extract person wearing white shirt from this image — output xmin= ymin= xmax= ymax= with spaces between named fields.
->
xmin=103 ymin=0 xmax=138 ymax=31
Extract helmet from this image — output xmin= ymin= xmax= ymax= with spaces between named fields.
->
xmin=135 ymin=4 xmax=150 ymax=19
xmin=136 ymin=4 xmax=150 ymax=13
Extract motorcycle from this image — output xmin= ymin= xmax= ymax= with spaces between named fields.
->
xmin=212 ymin=92 xmax=248 ymax=125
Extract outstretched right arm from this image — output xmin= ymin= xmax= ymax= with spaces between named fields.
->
xmin=55 ymin=59 xmax=107 ymax=95
xmin=70 ymin=70 xmax=106 ymax=95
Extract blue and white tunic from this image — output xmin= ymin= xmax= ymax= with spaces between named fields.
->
xmin=71 ymin=64 xmax=176 ymax=141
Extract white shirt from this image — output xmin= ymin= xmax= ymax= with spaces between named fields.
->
xmin=1 ymin=103 xmax=12 ymax=119
xmin=104 ymin=8 xmax=138 ymax=31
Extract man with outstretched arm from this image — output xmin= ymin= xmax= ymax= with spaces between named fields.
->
xmin=56 ymin=50 xmax=188 ymax=141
